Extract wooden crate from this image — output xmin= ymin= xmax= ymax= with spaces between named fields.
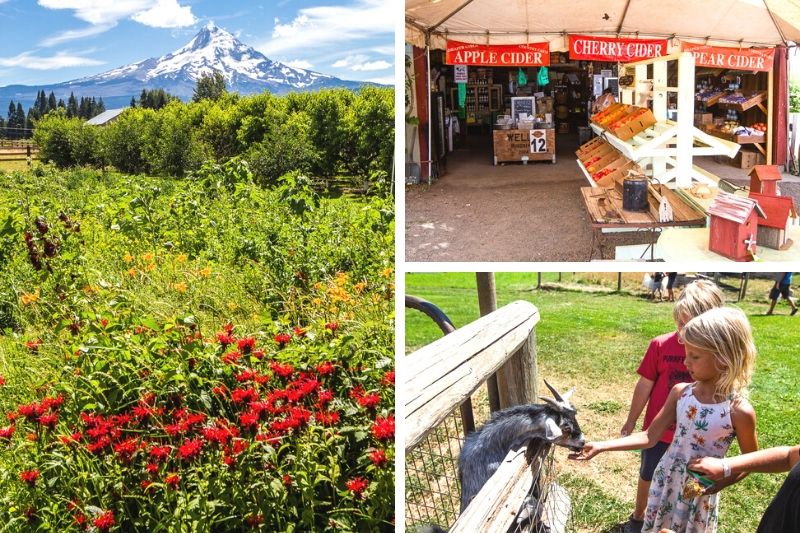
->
xmin=718 ymin=90 xmax=767 ymax=112
xmin=595 ymin=159 xmax=636 ymax=188
xmin=492 ymin=128 xmax=556 ymax=164
xmin=590 ymin=103 xmax=626 ymax=124
xmin=575 ymin=137 xmax=606 ymax=158
xmin=579 ymin=142 xmax=615 ymax=165
xmin=606 ymin=108 xmax=657 ymax=141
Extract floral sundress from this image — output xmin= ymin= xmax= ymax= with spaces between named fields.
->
xmin=642 ymin=384 xmax=736 ymax=533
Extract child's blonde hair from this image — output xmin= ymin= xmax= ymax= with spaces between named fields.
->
xmin=681 ymin=307 xmax=755 ymax=398
xmin=673 ymin=279 xmax=725 ymax=325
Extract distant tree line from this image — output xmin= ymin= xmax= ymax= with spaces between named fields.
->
xmin=0 ymin=90 xmax=105 ymax=139
xmin=34 ymin=73 xmax=393 ymax=185
xmin=130 ymin=88 xmax=179 ymax=110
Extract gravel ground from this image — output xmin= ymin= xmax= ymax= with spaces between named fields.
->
xmin=405 ymin=133 xmax=800 ymax=262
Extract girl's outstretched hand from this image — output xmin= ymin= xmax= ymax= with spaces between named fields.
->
xmin=688 ymin=457 xmax=725 ymax=481
xmin=568 ymin=442 xmax=602 ymax=461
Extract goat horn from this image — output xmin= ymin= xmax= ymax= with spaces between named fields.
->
xmin=543 ymin=379 xmax=565 ymax=403
xmin=562 ymin=387 xmax=575 ymax=401
xmin=539 ymin=397 xmax=562 ymax=410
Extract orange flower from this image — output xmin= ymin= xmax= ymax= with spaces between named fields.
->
xmin=354 ymin=281 xmax=367 ymax=293
xmin=123 ymin=253 xmax=134 ymax=263
xmin=198 ymin=266 xmax=211 ymax=278
xmin=380 ymin=266 xmax=393 ymax=278
xmin=174 ymin=282 xmax=187 ymax=294
xmin=687 ymin=406 xmax=698 ymax=420
xmin=142 ymin=252 xmax=154 ymax=262
xmin=145 ymin=263 xmax=156 ymax=272
xmin=176 ymin=254 xmax=187 ymax=263
xmin=20 ymin=289 xmax=40 ymax=305
xmin=127 ymin=267 xmax=138 ymax=277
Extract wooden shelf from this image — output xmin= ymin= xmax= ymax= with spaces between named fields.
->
xmin=717 ymin=90 xmax=768 ymax=113
xmin=704 ymin=127 xmax=766 ymax=145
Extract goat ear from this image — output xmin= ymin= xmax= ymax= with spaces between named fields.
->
xmin=544 ymin=416 xmax=563 ymax=440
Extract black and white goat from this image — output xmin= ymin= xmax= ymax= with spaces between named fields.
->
xmin=458 ymin=380 xmax=585 ymax=516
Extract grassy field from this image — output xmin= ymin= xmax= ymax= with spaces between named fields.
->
xmin=405 ymin=272 xmax=799 ymax=533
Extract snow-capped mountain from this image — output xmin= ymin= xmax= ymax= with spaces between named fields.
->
xmin=0 ymin=24 xmax=372 ymax=111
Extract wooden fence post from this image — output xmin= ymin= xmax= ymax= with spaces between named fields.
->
xmin=497 ymin=325 xmax=537 ymax=408
xmin=476 ymin=273 xmax=501 ymax=413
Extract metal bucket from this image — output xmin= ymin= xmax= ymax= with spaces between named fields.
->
xmin=623 ymin=177 xmax=649 ymax=211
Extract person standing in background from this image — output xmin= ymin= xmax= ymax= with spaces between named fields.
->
xmin=765 ymin=273 xmax=797 ymax=316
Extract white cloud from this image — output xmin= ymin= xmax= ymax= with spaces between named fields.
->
xmin=366 ymin=75 xmax=394 ymax=86
xmin=351 ymin=60 xmax=391 ymax=71
xmin=37 ymin=0 xmax=196 ymax=29
xmin=258 ymin=0 xmax=394 ymax=56
xmin=40 ymin=23 xmax=117 ymax=47
xmin=0 ymin=51 xmax=105 ymax=70
xmin=332 ymin=54 xmax=391 ymax=71
xmin=285 ymin=59 xmax=314 ymax=70
xmin=131 ymin=0 xmax=197 ymax=28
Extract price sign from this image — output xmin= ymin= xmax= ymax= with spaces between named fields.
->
xmin=454 ymin=65 xmax=468 ymax=83
xmin=529 ymin=129 xmax=548 ymax=153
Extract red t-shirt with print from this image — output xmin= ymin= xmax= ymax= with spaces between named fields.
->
xmin=637 ymin=331 xmax=692 ymax=443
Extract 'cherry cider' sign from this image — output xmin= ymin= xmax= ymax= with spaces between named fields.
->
xmin=682 ymin=42 xmax=774 ymax=72
xmin=445 ymin=40 xmax=550 ymax=66
xmin=569 ymin=35 xmax=667 ymax=62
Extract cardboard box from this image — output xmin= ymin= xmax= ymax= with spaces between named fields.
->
xmin=694 ymin=113 xmax=713 ymax=126
xmin=736 ymin=150 xmax=766 ymax=169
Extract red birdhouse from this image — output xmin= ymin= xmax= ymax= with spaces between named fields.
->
xmin=708 ymin=192 xmax=765 ymax=261
xmin=749 ymin=192 xmax=797 ymax=250
xmin=748 ymin=165 xmax=782 ymax=196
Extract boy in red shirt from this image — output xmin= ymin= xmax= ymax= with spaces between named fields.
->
xmin=619 ymin=279 xmax=725 ymax=533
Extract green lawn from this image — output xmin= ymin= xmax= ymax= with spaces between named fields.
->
xmin=406 ymin=272 xmax=799 ymax=533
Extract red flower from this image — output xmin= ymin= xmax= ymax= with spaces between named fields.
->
xmin=274 ymin=333 xmax=292 ymax=347
xmin=73 ymin=513 xmax=87 ymax=526
xmin=113 ymin=438 xmax=139 ymax=461
xmin=239 ymin=410 xmax=259 ymax=429
xmin=0 ymin=375 xmax=5 ymax=386
xmin=221 ymin=350 xmax=242 ymax=365
xmin=25 ymin=338 xmax=43 ymax=352
xmin=93 ymin=510 xmax=115 ymax=531
xmin=316 ymin=361 xmax=335 ymax=375
xmin=38 ymin=413 xmax=58 ymax=429
xmin=245 ymin=514 xmax=265 ymax=527
xmin=178 ymin=438 xmax=203 ymax=461
xmin=270 ymin=361 xmax=294 ymax=378
xmin=237 ymin=336 xmax=256 ymax=353
xmin=372 ymin=415 xmax=395 ymax=441
xmin=146 ymin=463 xmax=159 ymax=474
xmin=165 ymin=473 xmax=180 ymax=489
xmin=325 ymin=321 xmax=339 ymax=332
xmin=357 ymin=392 xmax=380 ymax=410
xmin=381 ymin=370 xmax=395 ymax=386
xmin=314 ymin=410 xmax=340 ymax=426
xmin=293 ymin=326 xmax=306 ymax=337
xmin=140 ymin=479 xmax=152 ymax=491
xmin=317 ymin=389 xmax=334 ymax=405
xmin=217 ymin=332 xmax=235 ymax=346
xmin=345 ymin=476 xmax=368 ymax=496
xmin=251 ymin=349 xmax=265 ymax=360
xmin=20 ymin=469 xmax=40 ymax=486
xmin=0 ymin=425 xmax=15 ymax=440
xmin=212 ymin=384 xmax=228 ymax=397
xmin=369 ymin=448 xmax=387 ymax=467
xmin=282 ymin=474 xmax=293 ymax=487
xmin=349 ymin=385 xmax=365 ymax=401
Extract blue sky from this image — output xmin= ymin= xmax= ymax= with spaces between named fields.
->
xmin=0 ymin=0 xmax=396 ymax=87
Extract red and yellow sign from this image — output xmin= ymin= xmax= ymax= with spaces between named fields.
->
xmin=445 ymin=40 xmax=550 ymax=66
xmin=569 ymin=35 xmax=667 ymax=62
xmin=682 ymin=43 xmax=774 ymax=72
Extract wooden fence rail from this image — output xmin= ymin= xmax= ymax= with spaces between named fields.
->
xmin=404 ymin=300 xmax=540 ymax=453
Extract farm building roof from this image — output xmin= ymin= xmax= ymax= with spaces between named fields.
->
xmin=749 ymin=192 xmax=797 ymax=229
xmin=708 ymin=192 xmax=765 ymax=224
xmin=86 ymin=108 xmax=127 ymax=126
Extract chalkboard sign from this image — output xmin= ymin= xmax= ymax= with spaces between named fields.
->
xmin=511 ymin=97 xmax=535 ymax=122
xmin=604 ymin=77 xmax=619 ymax=96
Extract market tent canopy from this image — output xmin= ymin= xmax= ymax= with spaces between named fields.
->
xmin=406 ymin=0 xmax=800 ymax=50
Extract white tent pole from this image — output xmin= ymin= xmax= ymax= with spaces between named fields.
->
xmin=427 ymin=43 xmax=433 ymax=185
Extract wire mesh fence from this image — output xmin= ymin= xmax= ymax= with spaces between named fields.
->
xmin=405 ymin=409 xmax=464 ymax=531
xmin=406 ymin=408 xmax=573 ymax=533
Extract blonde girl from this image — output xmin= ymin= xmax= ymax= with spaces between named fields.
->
xmin=571 ymin=307 xmax=758 ymax=533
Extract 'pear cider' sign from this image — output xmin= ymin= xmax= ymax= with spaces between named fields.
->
xmin=446 ymin=40 xmax=550 ymax=66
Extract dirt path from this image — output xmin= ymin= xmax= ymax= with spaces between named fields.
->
xmin=405 ymin=133 xmax=800 ymax=262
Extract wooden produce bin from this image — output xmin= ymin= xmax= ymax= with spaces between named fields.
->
xmin=493 ymin=128 xmax=556 ymax=165
xmin=606 ymin=108 xmax=657 ymax=141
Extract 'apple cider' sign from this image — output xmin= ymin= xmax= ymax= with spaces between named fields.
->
xmin=446 ymin=40 xmax=550 ymax=66
xmin=682 ymin=43 xmax=774 ymax=72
